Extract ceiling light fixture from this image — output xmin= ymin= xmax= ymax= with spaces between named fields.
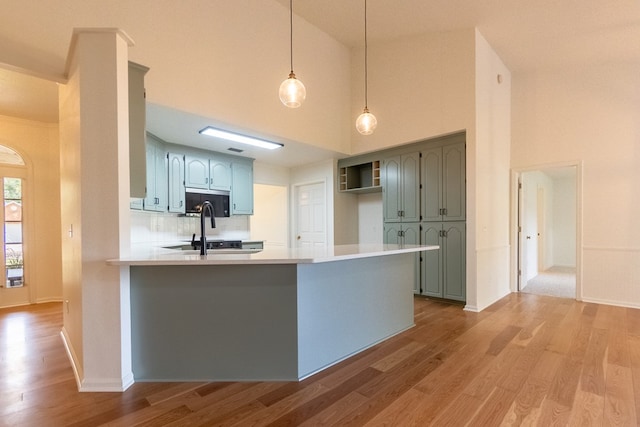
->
xmin=279 ymin=0 xmax=306 ymax=108
xmin=199 ymin=127 xmax=284 ymax=150
xmin=356 ymin=0 xmax=377 ymax=135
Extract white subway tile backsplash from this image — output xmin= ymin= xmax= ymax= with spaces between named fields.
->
xmin=130 ymin=210 xmax=251 ymax=244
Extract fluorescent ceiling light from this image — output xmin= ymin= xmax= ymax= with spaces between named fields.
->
xmin=198 ymin=126 xmax=284 ymax=150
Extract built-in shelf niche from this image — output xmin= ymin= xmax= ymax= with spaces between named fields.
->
xmin=339 ymin=160 xmax=381 ymax=193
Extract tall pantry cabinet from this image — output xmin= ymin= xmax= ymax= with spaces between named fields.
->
xmin=381 ymin=135 xmax=466 ymax=302
xmin=420 ymin=142 xmax=466 ymax=301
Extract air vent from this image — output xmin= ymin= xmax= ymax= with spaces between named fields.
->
xmin=228 ymin=147 xmax=243 ymax=153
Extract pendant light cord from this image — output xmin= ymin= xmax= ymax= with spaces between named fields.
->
xmin=289 ymin=0 xmax=294 ymax=73
xmin=364 ymin=0 xmax=369 ymax=109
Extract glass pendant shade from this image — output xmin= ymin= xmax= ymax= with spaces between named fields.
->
xmin=356 ymin=107 xmax=377 ymax=135
xmin=279 ymin=71 xmax=306 ymax=108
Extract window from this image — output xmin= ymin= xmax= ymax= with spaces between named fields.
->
xmin=0 ymin=145 xmax=26 ymax=289
xmin=4 ymin=177 xmax=23 ymax=287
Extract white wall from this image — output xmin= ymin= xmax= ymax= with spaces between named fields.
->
xmin=472 ymin=31 xmax=512 ymax=311
xmin=250 ymin=184 xmax=288 ymax=247
xmin=512 ymin=60 xmax=640 ymax=307
xmin=358 ymin=193 xmax=383 ymax=244
xmin=0 ymin=115 xmax=62 ymax=307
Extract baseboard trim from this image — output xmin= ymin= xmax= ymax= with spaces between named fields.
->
xmin=60 ymin=327 xmax=135 ymax=393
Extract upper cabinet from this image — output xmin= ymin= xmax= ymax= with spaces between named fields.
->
xmin=129 ymin=62 xmax=149 ymax=198
xmin=422 ymin=142 xmax=466 ymax=222
xmin=167 ymin=153 xmax=185 ymax=214
xmin=209 ymin=158 xmax=232 ymax=192
xmin=143 ymin=134 xmax=167 ymax=212
xmin=231 ymin=159 xmax=254 ymax=215
xmin=382 ymin=152 xmax=420 ymax=223
xmin=185 ymin=155 xmax=233 ymax=192
xmin=185 ymin=155 xmax=209 ymax=189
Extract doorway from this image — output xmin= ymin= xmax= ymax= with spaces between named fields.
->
xmin=517 ymin=166 xmax=578 ymax=299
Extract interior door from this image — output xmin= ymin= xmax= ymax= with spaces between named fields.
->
xmin=295 ymin=182 xmax=326 ymax=247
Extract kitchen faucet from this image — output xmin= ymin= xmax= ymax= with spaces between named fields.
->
xmin=199 ymin=200 xmax=216 ymax=256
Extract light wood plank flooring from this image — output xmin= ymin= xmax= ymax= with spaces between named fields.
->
xmin=1 ymin=293 xmax=639 ymax=426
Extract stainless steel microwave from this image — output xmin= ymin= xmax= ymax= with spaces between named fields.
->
xmin=185 ymin=189 xmax=230 ymax=217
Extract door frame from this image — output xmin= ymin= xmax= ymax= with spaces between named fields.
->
xmin=510 ymin=161 xmax=583 ymax=300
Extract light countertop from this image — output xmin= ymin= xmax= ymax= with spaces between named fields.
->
xmin=108 ymin=243 xmax=439 ymax=266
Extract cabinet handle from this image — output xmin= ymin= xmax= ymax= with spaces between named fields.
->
xmin=179 ymin=200 xmax=183 ymax=207
xmin=443 ymin=208 xmax=448 ymax=216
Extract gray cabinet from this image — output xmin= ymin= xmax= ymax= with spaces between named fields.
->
xmin=383 ymin=222 xmax=420 ymax=293
xmin=143 ymin=135 xmax=167 ymax=212
xmin=231 ymin=160 xmax=254 ymax=215
xmin=167 ymin=153 xmax=185 ymax=213
xmin=421 ymin=222 xmax=466 ymax=301
xmin=382 ymin=152 xmax=420 ymax=223
xmin=209 ymin=158 xmax=232 ymax=192
xmin=185 ymin=155 xmax=209 ymax=189
xmin=422 ymin=142 xmax=465 ymax=222
xmin=129 ymin=62 xmax=149 ymax=198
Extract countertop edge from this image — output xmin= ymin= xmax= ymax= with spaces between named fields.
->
xmin=107 ymin=244 xmax=439 ymax=266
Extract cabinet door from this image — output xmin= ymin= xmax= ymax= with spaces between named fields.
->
xmin=421 ymin=147 xmax=442 ymax=222
xmin=129 ymin=62 xmax=148 ymax=198
xmin=167 ymin=153 xmax=185 ymax=213
xmin=185 ymin=156 xmax=209 ymax=189
xmin=442 ymin=222 xmax=466 ymax=301
xmin=209 ymin=158 xmax=232 ymax=191
xmin=143 ymin=143 xmax=156 ymax=210
xmin=382 ymin=223 xmax=401 ymax=244
xmin=402 ymin=223 xmax=421 ymax=293
xmin=400 ymin=153 xmax=420 ymax=222
xmin=442 ymin=143 xmax=466 ymax=221
xmin=143 ymin=138 xmax=166 ymax=212
xmin=231 ymin=161 xmax=253 ymax=215
xmin=421 ymin=223 xmax=443 ymax=297
xmin=382 ymin=156 xmax=401 ymax=222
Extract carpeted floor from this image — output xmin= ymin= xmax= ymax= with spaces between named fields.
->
xmin=521 ymin=266 xmax=576 ymax=299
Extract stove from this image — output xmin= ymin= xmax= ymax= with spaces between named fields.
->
xmin=190 ymin=238 xmax=243 ymax=250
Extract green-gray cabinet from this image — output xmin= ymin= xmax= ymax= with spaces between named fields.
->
xmin=209 ymin=158 xmax=232 ymax=192
xmin=383 ymin=222 xmax=421 ymax=293
xmin=185 ymin=155 xmax=209 ymax=189
xmin=143 ymin=135 xmax=167 ymax=212
xmin=231 ymin=160 xmax=253 ymax=215
xmin=129 ymin=62 xmax=149 ymax=198
xmin=167 ymin=153 xmax=185 ymax=214
xmin=382 ymin=152 xmax=420 ymax=223
xmin=421 ymin=222 xmax=466 ymax=301
xmin=422 ymin=142 xmax=465 ymax=222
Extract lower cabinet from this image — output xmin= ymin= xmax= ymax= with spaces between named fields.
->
xmin=383 ymin=222 xmax=420 ymax=293
xmin=421 ymin=222 xmax=466 ymax=301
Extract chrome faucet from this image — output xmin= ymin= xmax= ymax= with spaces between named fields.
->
xmin=199 ymin=200 xmax=216 ymax=256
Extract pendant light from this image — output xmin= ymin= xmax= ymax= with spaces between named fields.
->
xmin=356 ymin=0 xmax=377 ymax=135
xmin=279 ymin=0 xmax=306 ymax=108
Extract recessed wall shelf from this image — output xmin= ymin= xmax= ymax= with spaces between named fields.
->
xmin=339 ymin=160 xmax=381 ymax=193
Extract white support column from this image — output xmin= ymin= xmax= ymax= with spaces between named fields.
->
xmin=59 ymin=28 xmax=134 ymax=392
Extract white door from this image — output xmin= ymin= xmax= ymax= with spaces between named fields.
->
xmin=295 ymin=182 xmax=326 ymax=247
xmin=521 ymin=173 xmax=539 ymax=284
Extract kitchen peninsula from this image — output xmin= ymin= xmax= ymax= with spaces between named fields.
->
xmin=109 ymin=243 xmax=437 ymax=382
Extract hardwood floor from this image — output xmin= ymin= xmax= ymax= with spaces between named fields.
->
xmin=1 ymin=293 xmax=639 ymax=426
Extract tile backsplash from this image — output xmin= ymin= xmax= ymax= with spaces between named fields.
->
xmin=131 ymin=210 xmax=251 ymax=244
